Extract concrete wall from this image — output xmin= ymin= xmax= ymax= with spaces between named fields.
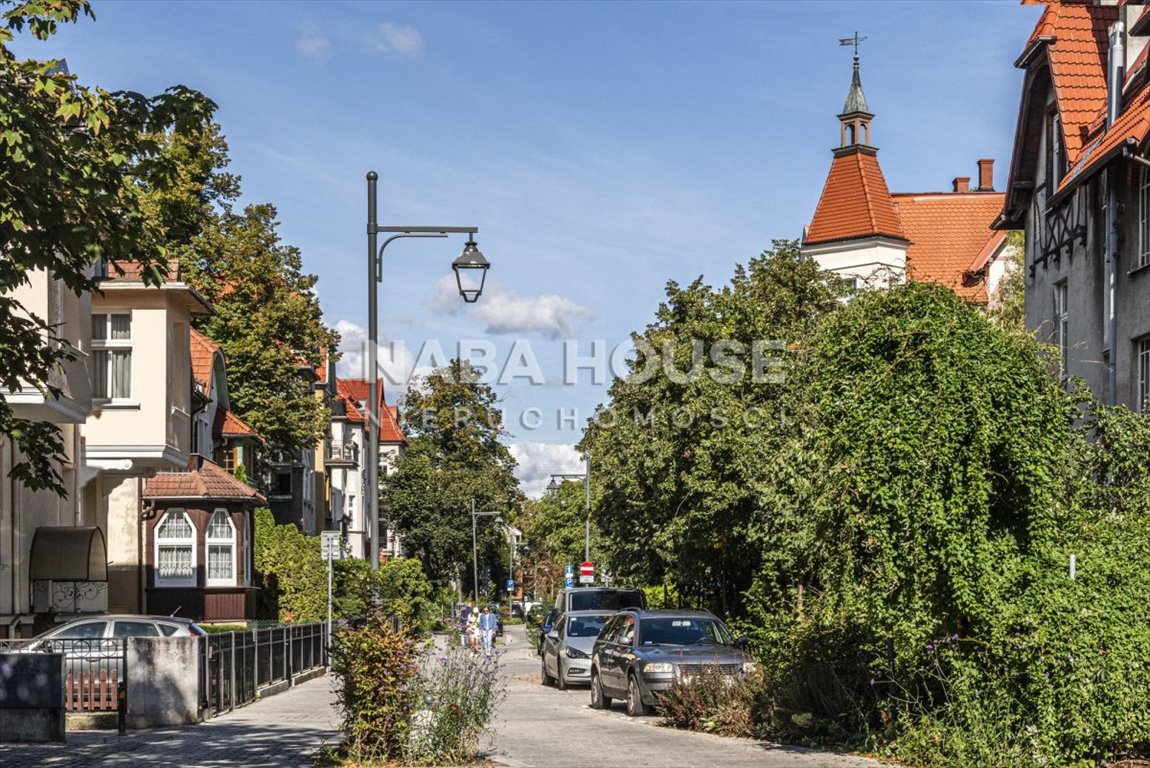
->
xmin=126 ymin=636 xmax=201 ymax=728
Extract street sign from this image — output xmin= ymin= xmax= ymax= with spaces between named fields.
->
xmin=565 ymin=575 xmax=575 ymax=588
xmin=321 ymin=531 xmax=342 ymax=561
xmin=564 ymin=564 xmax=574 ymax=577
xmin=506 ymin=579 xmax=515 ymax=591
xmin=579 ymin=560 xmax=594 ymax=584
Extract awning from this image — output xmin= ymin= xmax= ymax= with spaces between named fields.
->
xmin=29 ymin=526 xmax=107 ymax=581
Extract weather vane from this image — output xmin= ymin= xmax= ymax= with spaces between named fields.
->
xmin=839 ymin=31 xmax=867 ymax=64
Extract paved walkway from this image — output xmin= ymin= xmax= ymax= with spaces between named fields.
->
xmin=0 ymin=675 xmax=339 ymax=767
xmin=490 ymin=625 xmax=887 ymax=768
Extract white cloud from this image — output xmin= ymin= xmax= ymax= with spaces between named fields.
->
xmin=295 ymin=33 xmax=331 ymax=60
xmin=432 ymin=275 xmax=593 ymax=340
xmin=334 ymin=319 xmax=420 ymax=394
xmin=368 ymin=23 xmax=423 ymax=55
xmin=510 ymin=442 xmax=584 ymax=498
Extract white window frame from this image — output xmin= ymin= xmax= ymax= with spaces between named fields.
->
xmin=155 ymin=509 xmax=196 ymax=588
xmin=91 ymin=312 xmax=133 ymax=401
xmin=205 ymin=508 xmax=237 ymax=587
xmin=1138 ymin=338 xmax=1150 ymax=414
xmin=1055 ymin=281 xmax=1069 ymax=374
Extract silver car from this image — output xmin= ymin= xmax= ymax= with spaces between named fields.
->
xmin=540 ymin=611 xmax=612 ymax=690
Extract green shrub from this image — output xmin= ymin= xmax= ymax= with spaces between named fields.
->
xmin=377 ymin=557 xmax=436 ymax=633
xmin=329 ymin=615 xmax=419 ymax=764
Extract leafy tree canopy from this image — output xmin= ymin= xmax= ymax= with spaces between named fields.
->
xmin=581 ymin=240 xmax=842 ymax=612
xmin=383 ymin=359 xmax=521 ymax=592
xmin=0 ymin=0 xmax=215 ymax=491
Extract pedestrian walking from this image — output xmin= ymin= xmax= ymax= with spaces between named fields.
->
xmin=467 ymin=608 xmax=481 ymax=653
xmin=479 ymin=605 xmax=497 ymax=653
xmin=459 ymin=601 xmax=473 ymax=648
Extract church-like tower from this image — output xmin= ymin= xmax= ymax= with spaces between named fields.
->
xmin=802 ymin=50 xmax=908 ymax=288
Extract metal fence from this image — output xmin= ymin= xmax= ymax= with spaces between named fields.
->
xmin=200 ymin=623 xmax=326 ymax=716
xmin=0 ymin=638 xmax=127 ymax=713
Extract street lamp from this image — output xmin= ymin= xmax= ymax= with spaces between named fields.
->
xmin=365 ymin=171 xmax=489 ymax=571
xmin=471 ymin=498 xmax=502 ymax=603
xmin=546 ymin=451 xmax=592 ymax=563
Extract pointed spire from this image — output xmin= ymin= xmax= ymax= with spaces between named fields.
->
xmin=843 ymin=53 xmax=869 ymax=114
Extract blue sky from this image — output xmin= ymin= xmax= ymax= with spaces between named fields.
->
xmin=14 ymin=0 xmax=1041 ymax=494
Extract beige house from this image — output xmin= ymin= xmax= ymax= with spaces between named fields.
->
xmin=0 ymin=269 xmax=96 ymax=636
xmin=80 ymin=260 xmax=211 ymax=615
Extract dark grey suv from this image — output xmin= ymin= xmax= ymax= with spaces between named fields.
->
xmin=589 ymin=609 xmax=753 ymax=717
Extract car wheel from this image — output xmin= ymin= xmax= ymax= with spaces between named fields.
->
xmin=556 ymin=661 xmax=569 ymax=691
xmin=626 ymin=673 xmax=649 ymax=717
xmin=541 ymin=656 xmax=554 ymax=687
xmin=590 ymin=670 xmax=611 ymax=709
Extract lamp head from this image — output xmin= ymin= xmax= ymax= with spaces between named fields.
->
xmin=546 ymin=478 xmax=559 ymax=493
xmin=452 ymin=239 xmax=489 ymax=303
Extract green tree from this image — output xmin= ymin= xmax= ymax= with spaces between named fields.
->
xmin=581 ymin=240 xmax=841 ymax=613
xmin=130 ymin=120 xmax=336 ymax=454
xmin=988 ymin=230 xmax=1025 ymax=332
xmin=0 ymin=0 xmax=214 ymax=491
xmin=383 ymin=359 xmax=521 ymax=594
xmin=184 ymin=202 xmax=337 ymax=452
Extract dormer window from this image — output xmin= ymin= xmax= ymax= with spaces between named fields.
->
xmin=1048 ymin=111 xmax=1065 ymax=191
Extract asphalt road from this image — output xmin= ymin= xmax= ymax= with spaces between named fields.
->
xmin=490 ymin=625 xmax=888 ymax=768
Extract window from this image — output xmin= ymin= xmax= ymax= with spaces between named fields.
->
xmin=92 ymin=313 xmax=132 ymax=400
xmin=112 ymin=621 xmax=160 ymax=638
xmin=155 ymin=509 xmax=196 ymax=587
xmin=1048 ymin=111 xmax=1065 ymax=190
xmin=1055 ymin=282 xmax=1069 ymax=373
xmin=221 ymin=447 xmax=237 ymax=473
xmin=1138 ymin=338 xmax=1150 ymax=413
xmin=206 ymin=509 xmax=236 ymax=587
xmin=1141 ymin=168 xmax=1150 ymax=270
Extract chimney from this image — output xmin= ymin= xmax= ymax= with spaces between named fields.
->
xmin=976 ymin=159 xmax=994 ymax=191
xmin=952 ymin=176 xmax=971 ymax=194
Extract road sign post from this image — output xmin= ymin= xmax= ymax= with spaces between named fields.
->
xmin=579 ymin=560 xmax=594 ymax=584
xmin=321 ymin=531 xmax=341 ymax=665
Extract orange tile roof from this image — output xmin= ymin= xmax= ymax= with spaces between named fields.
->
xmin=1058 ymin=82 xmax=1150 ymax=194
xmin=337 ymin=378 xmax=406 ymax=444
xmin=804 ymin=149 xmax=906 ymax=246
xmin=104 ymin=259 xmax=183 ymax=282
xmin=216 ymin=408 xmax=261 ymax=440
xmin=1022 ymin=1 xmax=1118 ymax=165
xmin=891 ymin=192 xmax=1006 ymax=304
xmin=189 ymin=328 xmax=220 ymax=397
xmin=144 ymin=454 xmax=264 ymax=502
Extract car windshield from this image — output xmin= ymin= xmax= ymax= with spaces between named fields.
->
xmin=567 ymin=616 xmax=607 ymax=638
xmin=639 ymin=617 xmax=734 ymax=646
xmin=570 ymin=591 xmax=644 ymax=612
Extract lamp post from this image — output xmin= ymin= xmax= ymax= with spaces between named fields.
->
xmin=366 ymin=171 xmax=489 ymax=571
xmin=471 ymin=498 xmax=502 ymax=603
xmin=546 ymin=451 xmax=591 ymax=563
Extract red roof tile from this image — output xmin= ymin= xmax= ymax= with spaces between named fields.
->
xmin=1024 ymin=1 xmax=1118 ymax=165
xmin=804 ymin=149 xmax=906 ymax=246
xmin=337 ymin=378 xmax=406 ymax=444
xmin=1058 ymin=82 xmax=1150 ymax=194
xmin=104 ymin=259 xmax=183 ymax=282
xmin=891 ymin=192 xmax=1006 ymax=304
xmin=216 ymin=408 xmax=261 ymax=441
xmin=144 ymin=454 xmax=264 ymax=502
xmin=189 ymin=329 xmax=220 ymax=397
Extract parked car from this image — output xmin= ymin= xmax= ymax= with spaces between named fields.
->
xmin=541 ymin=587 xmax=645 ymax=655
xmin=19 ymin=614 xmax=207 ymax=685
xmin=589 ymin=609 xmax=752 ymax=717
xmin=540 ymin=610 xmax=613 ymax=690
xmin=32 ymin=614 xmax=207 ymax=645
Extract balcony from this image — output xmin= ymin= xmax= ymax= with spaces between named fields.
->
xmin=325 ymin=442 xmax=359 ymax=468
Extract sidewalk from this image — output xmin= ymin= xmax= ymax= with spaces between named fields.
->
xmin=0 ymin=675 xmax=340 ymax=767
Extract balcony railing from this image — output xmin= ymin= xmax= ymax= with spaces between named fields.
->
xmin=325 ymin=442 xmax=359 ymax=467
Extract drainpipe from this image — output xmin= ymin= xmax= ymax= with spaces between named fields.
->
xmin=1106 ymin=21 xmax=1125 ymax=406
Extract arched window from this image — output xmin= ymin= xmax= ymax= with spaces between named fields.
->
xmin=155 ymin=509 xmax=196 ymax=587
xmin=206 ymin=509 xmax=236 ymax=587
